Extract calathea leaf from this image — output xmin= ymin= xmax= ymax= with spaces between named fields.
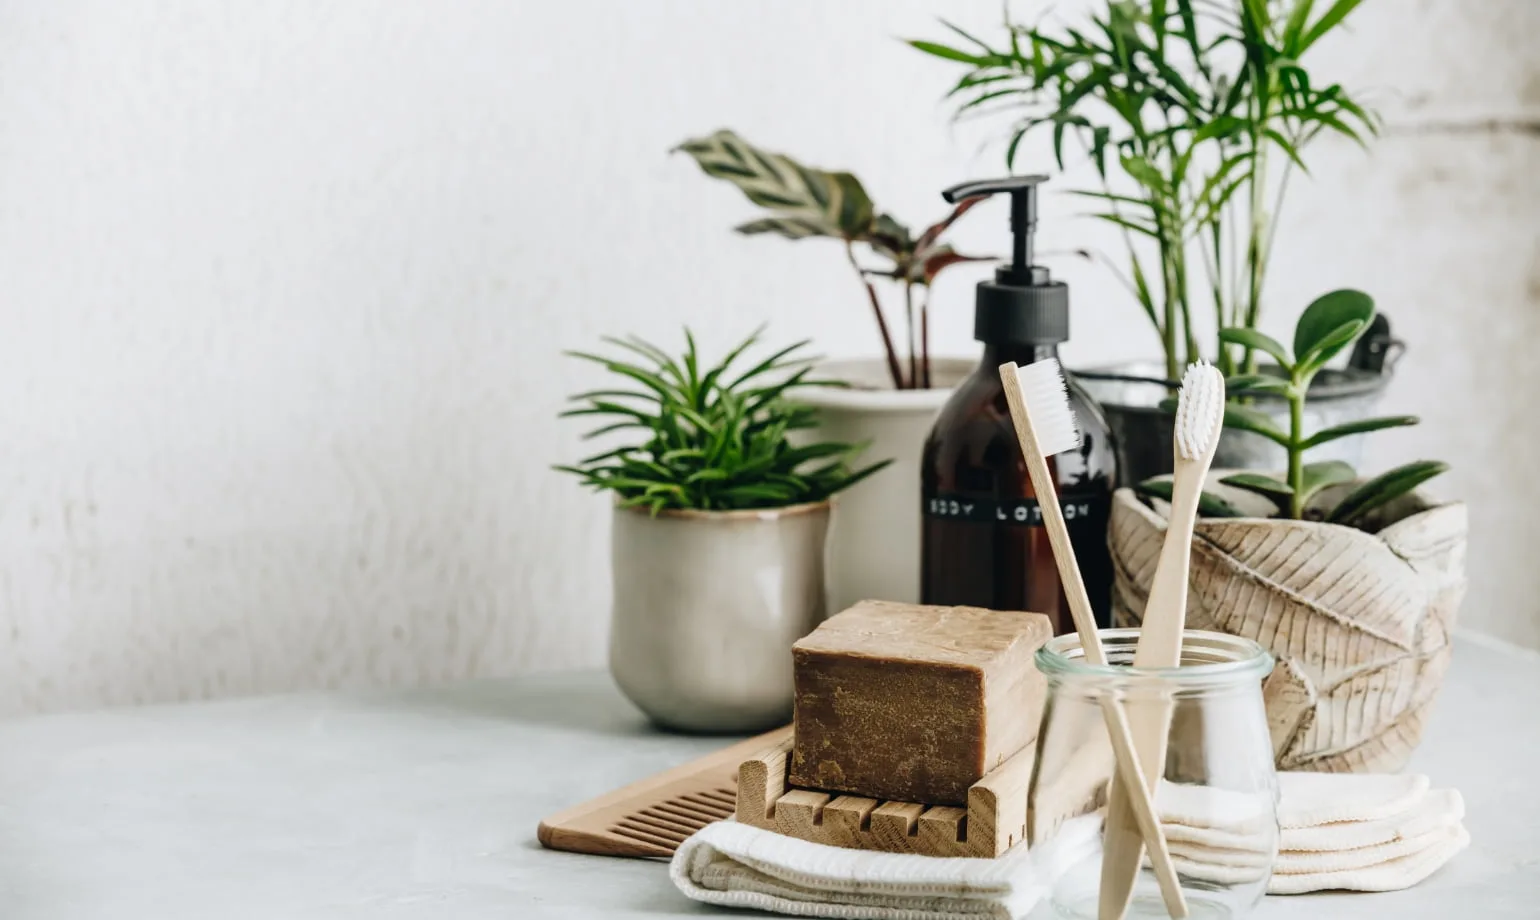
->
xmin=1328 ymin=460 xmax=1449 ymax=527
xmin=866 ymin=213 xmax=913 ymax=260
xmin=735 ymin=216 xmax=837 ymax=240
xmin=914 ymin=195 xmax=984 ymax=253
xmin=674 ymin=130 xmax=874 ymax=240
xmin=911 ymin=244 xmax=995 ymax=285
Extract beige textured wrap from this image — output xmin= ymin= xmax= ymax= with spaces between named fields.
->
xmin=1109 ymin=483 xmax=1467 ymax=773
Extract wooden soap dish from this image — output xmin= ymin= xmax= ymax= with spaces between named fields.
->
xmin=735 ymin=736 xmax=1036 ymax=858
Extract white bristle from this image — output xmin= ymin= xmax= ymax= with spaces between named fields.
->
xmin=1174 ymin=360 xmax=1226 ymax=460
xmin=1014 ymin=359 xmax=1081 ymax=457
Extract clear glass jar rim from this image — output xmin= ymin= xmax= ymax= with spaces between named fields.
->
xmin=1036 ymin=628 xmax=1273 ymax=684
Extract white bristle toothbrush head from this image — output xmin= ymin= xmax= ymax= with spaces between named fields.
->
xmin=1014 ymin=359 xmax=1082 ymax=457
xmin=1174 ymin=360 xmax=1226 ymax=461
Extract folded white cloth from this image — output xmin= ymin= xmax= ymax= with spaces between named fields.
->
xmin=1156 ymin=773 xmax=1467 ymax=894
xmin=670 ymin=815 xmax=1100 ymax=920
xmin=671 ymin=773 xmax=1468 ymax=919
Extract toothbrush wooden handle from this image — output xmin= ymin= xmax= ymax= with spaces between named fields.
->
xmin=1100 ymin=461 xmax=1208 ymax=918
xmin=998 ymin=364 xmax=1187 ymax=919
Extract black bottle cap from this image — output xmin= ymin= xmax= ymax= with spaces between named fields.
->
xmin=942 ymin=176 xmax=1069 ymax=346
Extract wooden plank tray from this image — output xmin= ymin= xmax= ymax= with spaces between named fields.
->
xmin=735 ymin=736 xmax=1037 ymax=858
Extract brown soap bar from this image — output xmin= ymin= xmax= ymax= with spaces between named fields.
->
xmin=790 ymin=600 xmax=1052 ymax=806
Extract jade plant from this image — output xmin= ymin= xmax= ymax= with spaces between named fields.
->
xmin=674 ymin=129 xmax=991 ymax=390
xmin=912 ymin=0 xmax=1379 ymax=380
xmin=556 ymin=328 xmax=889 ymax=514
xmin=1137 ymin=290 xmax=1447 ymax=527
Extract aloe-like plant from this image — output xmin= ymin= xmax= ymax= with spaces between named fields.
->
xmin=556 ymin=328 xmax=890 ymax=513
xmin=912 ymin=1 xmax=1379 ymax=380
xmin=1137 ymin=289 xmax=1447 ymax=526
xmin=674 ymin=130 xmax=991 ymax=390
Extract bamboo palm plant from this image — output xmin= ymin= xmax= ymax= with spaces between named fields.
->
xmin=912 ymin=0 xmax=1378 ymax=380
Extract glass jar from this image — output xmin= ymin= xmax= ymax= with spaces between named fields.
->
xmin=1028 ymin=629 xmax=1278 ymax=920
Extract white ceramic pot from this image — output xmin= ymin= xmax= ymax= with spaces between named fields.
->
xmin=793 ymin=356 xmax=973 ymax=612
xmin=609 ymin=501 xmax=830 ymax=733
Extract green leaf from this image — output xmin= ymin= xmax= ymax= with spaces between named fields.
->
xmin=674 ymin=130 xmax=873 ymax=241
xmin=558 ymin=327 xmax=884 ymax=511
xmin=1218 ymin=327 xmax=1293 ymax=369
xmin=1282 ymin=0 xmax=1317 ymax=54
xmin=1328 ymin=460 xmax=1449 ymax=527
xmin=1293 ymin=289 xmax=1374 ymax=364
xmin=1221 ymin=472 xmax=1293 ymax=499
xmin=1119 ymin=154 xmax=1169 ymax=194
xmin=1302 ymin=415 xmax=1418 ymax=449
xmin=1295 ymin=319 xmax=1365 ymax=376
xmin=1222 ymin=403 xmax=1291 ymax=447
xmin=907 ymin=40 xmax=986 ymax=64
xmin=734 ymin=216 xmax=834 ymax=240
xmin=1299 ymin=0 xmax=1365 ymax=52
xmin=1224 ymin=373 xmax=1290 ymax=395
xmin=1135 ymin=479 xmax=1246 ymax=518
xmin=1298 ymin=460 xmax=1356 ymax=506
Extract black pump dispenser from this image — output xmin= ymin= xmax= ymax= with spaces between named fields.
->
xmin=923 ymin=174 xmax=1115 ymax=631
xmin=943 ymin=176 xmax=1069 ymax=346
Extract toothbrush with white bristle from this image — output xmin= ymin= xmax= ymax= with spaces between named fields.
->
xmin=998 ymin=359 xmax=1188 ymax=920
xmin=1099 ymin=360 xmax=1227 ymax=920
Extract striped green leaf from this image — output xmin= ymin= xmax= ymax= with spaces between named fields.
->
xmin=674 ymin=130 xmax=874 ymax=241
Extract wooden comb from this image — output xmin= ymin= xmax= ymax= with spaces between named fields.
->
xmin=537 ymin=725 xmax=792 ymax=858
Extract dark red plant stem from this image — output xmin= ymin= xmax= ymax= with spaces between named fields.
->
xmin=904 ymin=280 xmax=918 ymax=390
xmin=920 ymin=293 xmax=931 ymax=389
xmin=847 ymin=242 xmax=905 ymax=389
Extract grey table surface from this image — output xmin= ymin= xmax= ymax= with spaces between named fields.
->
xmin=0 ymin=638 xmax=1537 ymax=919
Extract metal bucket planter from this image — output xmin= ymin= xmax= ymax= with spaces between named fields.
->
xmin=1108 ymin=480 xmax=1467 ymax=772
xmin=1076 ymin=316 xmax=1402 ymax=485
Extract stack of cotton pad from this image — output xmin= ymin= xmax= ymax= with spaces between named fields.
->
xmin=1159 ymin=772 xmax=1468 ymax=894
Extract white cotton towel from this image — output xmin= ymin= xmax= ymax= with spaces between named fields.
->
xmin=671 ymin=773 xmax=1467 ymax=918
xmin=669 ymin=815 xmax=1100 ymax=920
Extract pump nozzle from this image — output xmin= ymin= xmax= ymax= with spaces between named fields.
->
xmin=943 ymin=176 xmax=1048 ymax=286
xmin=943 ymin=175 xmax=1067 ymax=347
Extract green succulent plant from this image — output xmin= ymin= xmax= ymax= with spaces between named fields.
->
xmin=1136 ymin=289 xmax=1448 ymax=527
xmin=556 ymin=328 xmax=890 ymax=514
xmin=674 ymin=129 xmax=991 ymax=390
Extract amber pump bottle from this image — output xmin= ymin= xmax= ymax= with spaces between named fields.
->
xmin=921 ymin=176 xmax=1116 ymax=633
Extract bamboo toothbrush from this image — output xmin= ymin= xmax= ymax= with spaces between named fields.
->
xmin=999 ymin=360 xmax=1187 ymax=920
xmin=1098 ymin=361 xmax=1226 ymax=920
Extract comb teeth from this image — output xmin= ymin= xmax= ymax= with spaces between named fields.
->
xmin=1014 ymin=359 xmax=1081 ymax=457
xmin=607 ymin=787 xmax=735 ymax=856
xmin=1174 ymin=361 xmax=1226 ymax=460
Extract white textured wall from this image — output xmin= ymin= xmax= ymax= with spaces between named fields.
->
xmin=0 ymin=0 xmax=1534 ymax=715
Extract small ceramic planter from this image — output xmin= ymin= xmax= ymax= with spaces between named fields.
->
xmin=1110 ymin=480 xmax=1466 ymax=772
xmin=609 ymin=500 xmax=830 ymax=733
xmin=793 ymin=356 xmax=973 ymax=611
